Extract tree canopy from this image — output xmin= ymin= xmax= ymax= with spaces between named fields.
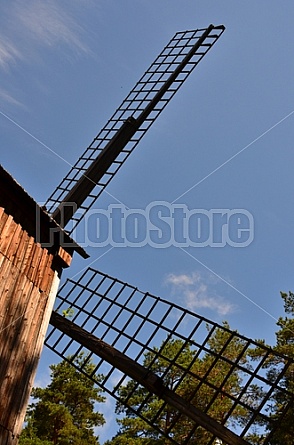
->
xmin=260 ymin=291 xmax=294 ymax=445
xmin=19 ymin=353 xmax=105 ymax=445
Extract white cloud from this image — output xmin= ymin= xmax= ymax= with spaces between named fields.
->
xmin=0 ymin=89 xmax=25 ymax=108
xmin=0 ymin=39 xmax=22 ymax=70
xmin=0 ymin=0 xmax=90 ymax=70
xmin=165 ymin=271 xmax=235 ymax=316
xmin=16 ymin=1 xmax=89 ymax=54
xmin=166 ymin=272 xmax=199 ymax=287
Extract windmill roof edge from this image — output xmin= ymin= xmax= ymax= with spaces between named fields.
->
xmin=0 ymin=164 xmax=88 ymax=260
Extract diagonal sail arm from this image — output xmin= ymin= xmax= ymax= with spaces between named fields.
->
xmin=45 ymin=24 xmax=225 ymax=233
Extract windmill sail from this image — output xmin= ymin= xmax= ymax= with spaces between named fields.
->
xmin=45 ymin=268 xmax=294 ymax=445
xmin=45 ymin=25 xmax=225 ymax=233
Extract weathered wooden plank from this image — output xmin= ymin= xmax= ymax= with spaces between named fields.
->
xmin=0 ymin=236 xmax=58 ymax=434
xmin=0 ymin=206 xmax=5 ymax=222
xmin=0 ymin=245 xmax=6 ymax=268
xmin=56 ymin=246 xmax=72 ymax=268
xmin=0 ymin=273 xmax=31 ymax=388
xmin=0 ymin=259 xmax=13 ymax=361
xmin=0 ymin=209 xmax=9 ymax=235
xmin=24 ymin=242 xmax=40 ymax=283
xmin=0 ymin=279 xmax=35 ymax=408
xmin=1 ymin=284 xmax=43 ymax=429
xmin=29 ymin=244 xmax=45 ymax=285
xmin=23 ymin=242 xmax=38 ymax=279
xmin=35 ymin=248 xmax=49 ymax=289
xmin=12 ymin=230 xmax=30 ymax=270
xmin=2 ymin=272 xmax=58 ymax=431
xmin=41 ymin=259 xmax=55 ymax=295
xmin=13 ymin=271 xmax=60 ymax=436
xmin=0 ymin=257 xmax=58 ymax=439
xmin=20 ymin=236 xmax=35 ymax=276
xmin=2 ymin=220 xmax=21 ymax=260
xmin=6 ymin=223 xmax=23 ymax=262
xmin=38 ymin=252 xmax=53 ymax=293
xmin=0 ymin=215 xmax=15 ymax=254
xmin=0 ymin=257 xmax=17 ymax=332
xmin=0 ymin=427 xmax=14 ymax=445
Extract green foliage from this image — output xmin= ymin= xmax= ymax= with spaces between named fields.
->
xmin=246 ymin=291 xmax=294 ymax=444
xmin=262 ymin=291 xmax=294 ymax=445
xmin=276 ymin=291 xmax=294 ymax=358
xmin=19 ymin=429 xmax=52 ymax=445
xmin=61 ymin=308 xmax=75 ymax=318
xmin=19 ymin=353 xmax=105 ymax=445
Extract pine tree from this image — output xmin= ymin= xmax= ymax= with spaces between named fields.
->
xmin=262 ymin=291 xmax=294 ymax=445
xmin=19 ymin=353 xmax=105 ymax=445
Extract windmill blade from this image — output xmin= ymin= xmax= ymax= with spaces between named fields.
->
xmin=45 ymin=24 xmax=225 ymax=233
xmin=50 ymin=312 xmax=249 ymax=445
xmin=45 ymin=268 xmax=294 ymax=445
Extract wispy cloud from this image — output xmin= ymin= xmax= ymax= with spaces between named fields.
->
xmin=16 ymin=1 xmax=89 ymax=54
xmin=0 ymin=39 xmax=22 ymax=70
xmin=0 ymin=89 xmax=25 ymax=108
xmin=0 ymin=0 xmax=90 ymax=70
xmin=165 ymin=271 xmax=235 ymax=316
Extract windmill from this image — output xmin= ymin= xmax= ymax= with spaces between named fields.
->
xmin=0 ymin=24 xmax=293 ymax=445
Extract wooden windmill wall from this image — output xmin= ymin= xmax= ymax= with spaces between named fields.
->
xmin=0 ymin=165 xmax=86 ymax=445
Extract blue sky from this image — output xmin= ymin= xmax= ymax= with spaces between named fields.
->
xmin=1 ymin=1 xmax=294 ymax=442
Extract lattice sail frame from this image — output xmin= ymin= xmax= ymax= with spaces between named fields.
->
xmin=45 ymin=25 xmax=225 ymax=234
xmin=45 ymin=268 xmax=293 ymax=445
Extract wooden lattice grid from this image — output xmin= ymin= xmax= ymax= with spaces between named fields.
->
xmin=45 ymin=267 xmax=294 ymax=445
